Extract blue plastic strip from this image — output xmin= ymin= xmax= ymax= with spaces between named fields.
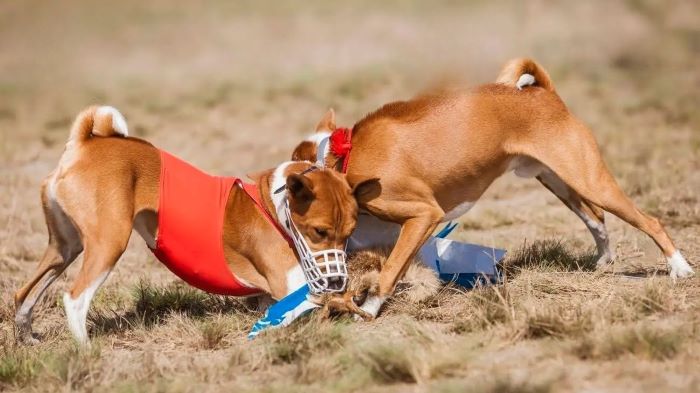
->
xmin=435 ymin=221 xmax=458 ymax=239
xmin=248 ymin=284 xmax=317 ymax=340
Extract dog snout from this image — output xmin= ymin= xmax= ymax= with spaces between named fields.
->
xmin=327 ymin=276 xmax=345 ymax=291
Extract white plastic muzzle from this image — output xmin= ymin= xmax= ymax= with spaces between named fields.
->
xmin=283 ymin=199 xmax=348 ymax=294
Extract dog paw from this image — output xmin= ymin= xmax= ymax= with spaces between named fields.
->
xmin=352 ymin=311 xmax=374 ymax=322
xmin=595 ymin=251 xmax=616 ymax=270
xmin=358 ymin=295 xmax=385 ymax=319
xmin=18 ymin=333 xmax=41 ymax=346
xmin=667 ymin=251 xmax=695 ymax=280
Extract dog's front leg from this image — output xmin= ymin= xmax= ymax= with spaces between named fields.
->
xmin=360 ymin=209 xmax=443 ymax=318
xmin=319 ymin=294 xmax=373 ymax=321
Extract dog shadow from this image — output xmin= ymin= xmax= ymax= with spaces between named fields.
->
xmin=88 ymin=281 xmax=261 ymax=337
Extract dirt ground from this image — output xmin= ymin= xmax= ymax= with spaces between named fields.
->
xmin=1 ymin=1 xmax=699 ymax=392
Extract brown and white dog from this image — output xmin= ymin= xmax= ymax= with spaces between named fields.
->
xmin=293 ymin=58 xmax=695 ymax=318
xmin=14 ymin=106 xmax=362 ymax=345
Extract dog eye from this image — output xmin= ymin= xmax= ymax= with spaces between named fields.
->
xmin=314 ymin=228 xmax=328 ymax=238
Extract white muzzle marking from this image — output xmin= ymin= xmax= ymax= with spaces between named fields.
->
xmin=283 ymin=199 xmax=348 ymax=294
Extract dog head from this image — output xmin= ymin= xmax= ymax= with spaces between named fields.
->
xmin=283 ymin=161 xmax=356 ymax=251
xmin=290 ymin=108 xmax=336 ymax=163
xmin=252 ymin=160 xmax=372 ymax=292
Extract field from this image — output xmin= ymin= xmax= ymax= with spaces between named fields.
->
xmin=1 ymin=1 xmax=699 ymax=392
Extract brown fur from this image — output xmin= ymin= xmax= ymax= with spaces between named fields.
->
xmin=14 ymin=106 xmax=360 ymax=344
xmin=293 ymin=58 xmax=693 ymax=318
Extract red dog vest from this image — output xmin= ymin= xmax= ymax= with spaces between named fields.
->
xmin=151 ymin=150 xmax=262 ymax=296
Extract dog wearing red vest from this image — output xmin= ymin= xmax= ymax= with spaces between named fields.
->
xmin=14 ymin=106 xmax=365 ymax=345
xmin=292 ymin=58 xmax=695 ymax=319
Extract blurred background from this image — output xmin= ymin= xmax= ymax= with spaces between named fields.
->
xmin=2 ymin=0 xmax=698 ymax=166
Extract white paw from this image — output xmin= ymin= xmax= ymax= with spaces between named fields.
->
xmin=667 ymin=251 xmax=695 ymax=280
xmin=358 ymin=296 xmax=385 ymax=319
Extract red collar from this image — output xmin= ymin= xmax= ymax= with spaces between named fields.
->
xmin=240 ymin=182 xmax=294 ymax=248
xmin=329 ymin=127 xmax=352 ymax=173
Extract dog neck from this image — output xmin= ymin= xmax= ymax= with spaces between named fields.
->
xmin=268 ymin=161 xmax=294 ymax=238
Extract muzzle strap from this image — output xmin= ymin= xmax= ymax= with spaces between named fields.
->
xmin=241 ymin=181 xmax=293 ymax=247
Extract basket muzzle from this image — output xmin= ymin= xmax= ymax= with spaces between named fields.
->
xmin=283 ymin=199 xmax=348 ymax=294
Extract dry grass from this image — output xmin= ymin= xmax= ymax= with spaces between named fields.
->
xmin=2 ymin=0 xmax=700 ymax=392
xmin=502 ymin=239 xmax=599 ymax=273
xmin=573 ymin=323 xmax=687 ymax=361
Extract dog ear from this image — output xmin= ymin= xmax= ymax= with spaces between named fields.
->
xmin=291 ymin=141 xmax=317 ymax=162
xmin=352 ymin=178 xmax=381 ymax=204
xmin=286 ymin=174 xmax=315 ymax=203
xmin=315 ymin=108 xmax=336 ymax=132
xmin=246 ymin=168 xmax=271 ymax=184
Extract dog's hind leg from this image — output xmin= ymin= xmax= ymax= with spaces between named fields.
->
xmin=60 ymin=175 xmax=135 ymax=345
xmin=64 ymin=236 xmax=129 ymax=345
xmin=15 ymin=246 xmax=72 ymax=344
xmin=524 ymin=119 xmax=694 ymax=278
xmin=14 ymin=182 xmax=83 ymax=344
xmin=536 ymin=170 xmax=615 ymax=268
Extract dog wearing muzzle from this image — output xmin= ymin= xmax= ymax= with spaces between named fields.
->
xmin=13 ymin=106 xmax=374 ymax=345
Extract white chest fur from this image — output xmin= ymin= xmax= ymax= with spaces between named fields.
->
xmin=442 ymin=200 xmax=476 ymax=222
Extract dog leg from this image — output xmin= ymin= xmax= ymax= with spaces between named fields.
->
xmin=63 ymin=215 xmax=131 ymax=345
xmin=537 ymin=171 xmax=615 ymax=268
xmin=319 ymin=294 xmax=373 ymax=321
xmin=15 ymin=186 xmax=83 ymax=344
xmin=360 ymin=204 xmax=443 ymax=318
xmin=526 ymin=120 xmax=694 ymax=279
xmin=64 ymin=240 xmax=126 ymax=345
xmin=14 ymin=246 xmax=71 ymax=344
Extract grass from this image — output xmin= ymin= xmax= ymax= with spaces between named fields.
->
xmin=0 ymin=344 xmax=101 ymax=389
xmin=623 ymin=279 xmax=675 ymax=316
xmin=132 ymin=280 xmax=254 ymax=324
xmin=0 ymin=348 xmax=43 ymax=386
xmin=198 ymin=318 xmax=228 ymax=350
xmin=1 ymin=0 xmax=699 ymax=391
xmin=520 ymin=304 xmax=593 ymax=340
xmin=432 ymin=375 xmax=556 ymax=393
xmin=501 ymin=239 xmax=599 ymax=274
xmin=450 ymin=286 xmax=514 ymax=333
xmin=262 ymin=318 xmax=348 ymax=364
xmin=352 ymin=342 xmax=421 ymax=384
xmin=87 ymin=280 xmax=259 ymax=338
xmin=574 ymin=324 xmax=686 ymax=361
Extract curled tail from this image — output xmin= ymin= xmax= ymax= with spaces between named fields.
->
xmin=496 ymin=58 xmax=555 ymax=92
xmin=68 ymin=105 xmax=129 ymax=144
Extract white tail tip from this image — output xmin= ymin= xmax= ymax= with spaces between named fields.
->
xmin=516 ymin=74 xmax=536 ymax=90
xmin=96 ymin=106 xmax=128 ymax=137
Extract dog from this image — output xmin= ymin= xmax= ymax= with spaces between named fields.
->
xmin=292 ymin=58 xmax=695 ymax=319
xmin=14 ymin=105 xmax=368 ymax=345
